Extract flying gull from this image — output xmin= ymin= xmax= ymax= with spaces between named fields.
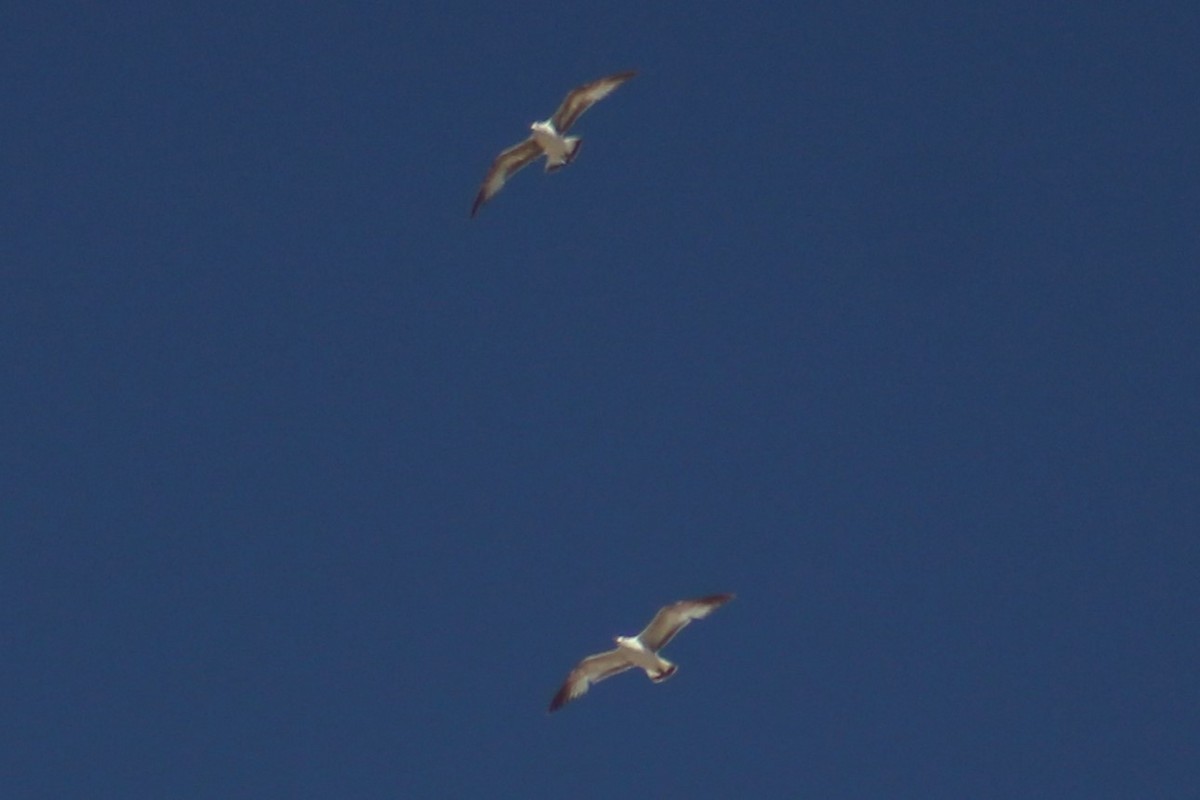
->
xmin=471 ymin=70 xmax=636 ymax=217
xmin=548 ymin=593 xmax=734 ymax=712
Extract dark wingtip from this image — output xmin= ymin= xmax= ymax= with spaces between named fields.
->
xmin=548 ymin=678 xmax=575 ymax=713
xmin=702 ymin=592 xmax=735 ymax=606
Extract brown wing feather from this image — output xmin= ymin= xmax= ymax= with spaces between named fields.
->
xmin=550 ymin=70 xmax=636 ymax=133
xmin=637 ymin=593 xmax=734 ymax=652
xmin=471 ymin=138 xmax=543 ymax=217
xmin=548 ymin=649 xmax=634 ymax=712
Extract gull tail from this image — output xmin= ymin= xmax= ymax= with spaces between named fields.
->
xmin=648 ymin=662 xmax=678 ymax=683
xmin=545 ymin=137 xmax=583 ymax=173
xmin=565 ymin=136 xmax=582 ymax=163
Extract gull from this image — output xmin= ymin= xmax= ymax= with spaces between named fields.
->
xmin=548 ymin=593 xmax=734 ymax=712
xmin=471 ymin=70 xmax=636 ymax=217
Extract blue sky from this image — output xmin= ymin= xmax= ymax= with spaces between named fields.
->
xmin=3 ymin=3 xmax=1198 ymax=797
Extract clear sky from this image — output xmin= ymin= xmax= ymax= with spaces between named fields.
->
xmin=3 ymin=3 xmax=1198 ymax=797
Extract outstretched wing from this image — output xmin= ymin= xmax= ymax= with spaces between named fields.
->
xmin=550 ymin=70 xmax=636 ymax=134
xmin=471 ymin=138 xmax=543 ymax=217
xmin=636 ymin=593 xmax=734 ymax=652
xmin=548 ymin=648 xmax=634 ymax=712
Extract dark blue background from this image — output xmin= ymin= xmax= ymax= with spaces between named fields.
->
xmin=4 ymin=3 xmax=1197 ymax=797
